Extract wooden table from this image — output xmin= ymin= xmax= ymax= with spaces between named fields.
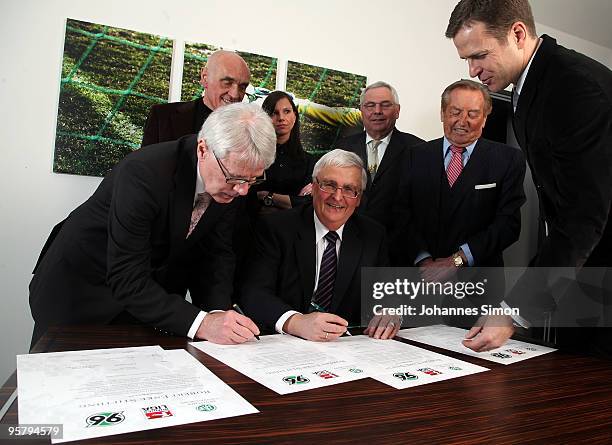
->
xmin=2 ymin=325 xmax=611 ymax=444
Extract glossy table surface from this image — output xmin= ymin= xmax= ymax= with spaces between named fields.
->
xmin=2 ymin=325 xmax=612 ymax=444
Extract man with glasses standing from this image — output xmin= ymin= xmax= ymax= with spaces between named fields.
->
xmin=141 ymin=50 xmax=251 ymax=147
xmin=337 ymin=81 xmax=423 ymax=234
xmin=239 ymin=149 xmax=396 ymax=341
xmin=29 ymin=103 xmax=276 ymax=347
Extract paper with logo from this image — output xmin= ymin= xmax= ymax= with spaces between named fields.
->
xmin=17 ymin=346 xmax=257 ymax=443
xmin=317 ymin=336 xmax=489 ymax=389
xmin=397 ymin=324 xmax=557 ymax=364
xmin=191 ymin=335 xmax=369 ymax=394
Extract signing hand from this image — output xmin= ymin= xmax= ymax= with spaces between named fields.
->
xmin=462 ymin=315 xmax=514 ymax=352
xmin=284 ymin=312 xmax=348 ymax=341
xmin=195 ymin=310 xmax=260 ymax=344
xmin=364 ymin=314 xmax=401 ymax=339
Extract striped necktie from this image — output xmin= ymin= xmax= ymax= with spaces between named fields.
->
xmin=446 ymin=145 xmax=466 ymax=187
xmin=312 ymin=231 xmax=340 ymax=311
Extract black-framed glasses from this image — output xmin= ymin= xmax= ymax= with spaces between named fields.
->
xmin=315 ymin=178 xmax=360 ymax=199
xmin=214 ymin=152 xmax=266 ymax=186
xmin=362 ymin=101 xmax=395 ymax=111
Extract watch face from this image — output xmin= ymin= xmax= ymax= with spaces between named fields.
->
xmin=453 ymin=255 xmax=463 ymax=267
xmin=263 ymin=194 xmax=273 ymax=207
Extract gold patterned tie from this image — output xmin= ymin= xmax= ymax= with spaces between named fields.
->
xmin=187 ymin=192 xmax=211 ymax=237
xmin=368 ymin=139 xmax=382 ymax=177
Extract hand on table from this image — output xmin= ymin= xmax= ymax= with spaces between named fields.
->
xmin=196 ymin=310 xmax=260 ymax=344
xmin=284 ymin=312 xmax=348 ymax=341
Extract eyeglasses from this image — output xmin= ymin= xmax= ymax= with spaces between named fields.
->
xmin=362 ymin=101 xmax=396 ymax=111
xmin=214 ymin=152 xmax=266 ymax=186
xmin=315 ymin=178 xmax=360 ymax=199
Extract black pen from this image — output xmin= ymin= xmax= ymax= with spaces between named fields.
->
xmin=232 ymin=304 xmax=260 ymax=340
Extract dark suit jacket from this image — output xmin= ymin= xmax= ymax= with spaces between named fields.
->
xmin=29 ymin=135 xmax=236 ymax=344
xmin=391 ymin=138 xmax=526 ymax=267
xmin=513 ymin=34 xmax=612 ymax=268
xmin=141 ymin=98 xmax=212 ymax=146
xmin=239 ymin=204 xmax=388 ymax=333
xmin=337 ymin=129 xmax=423 ymax=230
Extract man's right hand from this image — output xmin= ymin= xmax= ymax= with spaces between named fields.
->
xmin=283 ymin=312 xmax=348 ymax=341
xmin=195 ymin=310 xmax=260 ymax=344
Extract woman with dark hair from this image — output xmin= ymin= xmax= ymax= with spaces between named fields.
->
xmin=254 ymin=91 xmax=315 ymax=211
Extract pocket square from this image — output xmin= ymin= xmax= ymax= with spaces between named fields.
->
xmin=475 ymin=183 xmax=496 ymax=190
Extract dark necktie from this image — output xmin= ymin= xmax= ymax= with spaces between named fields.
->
xmin=446 ymin=145 xmax=466 ymax=187
xmin=187 ymin=192 xmax=211 ymax=237
xmin=312 ymin=231 xmax=340 ymax=311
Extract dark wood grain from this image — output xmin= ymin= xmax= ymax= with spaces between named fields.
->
xmin=2 ymin=325 xmax=611 ymax=444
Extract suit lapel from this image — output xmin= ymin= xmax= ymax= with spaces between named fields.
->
xmin=513 ymin=35 xmax=555 ymax=151
xmin=427 ymin=139 xmax=444 ymax=222
xmin=168 ymin=136 xmax=198 ymax=261
xmin=330 ymin=218 xmax=362 ymax=313
xmin=295 ymin=208 xmax=317 ymax=308
xmin=374 ymin=129 xmax=404 ymax=179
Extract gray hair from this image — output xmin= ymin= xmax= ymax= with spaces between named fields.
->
xmin=359 ymin=81 xmax=400 ymax=106
xmin=312 ymin=149 xmax=367 ymax=190
xmin=198 ymin=102 xmax=276 ymax=168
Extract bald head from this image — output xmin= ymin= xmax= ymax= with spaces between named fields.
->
xmin=200 ymin=50 xmax=251 ymax=110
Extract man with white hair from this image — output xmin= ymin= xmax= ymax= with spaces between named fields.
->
xmin=30 ymin=103 xmax=276 ymax=347
xmin=239 ymin=149 xmax=397 ymax=341
xmin=142 ymin=50 xmax=251 ymax=146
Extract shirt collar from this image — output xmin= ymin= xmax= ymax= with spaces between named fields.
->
xmin=515 ymin=37 xmax=542 ymax=98
xmin=365 ymin=129 xmax=393 ymax=145
xmin=313 ymin=210 xmax=345 ymax=243
xmin=443 ymin=136 xmax=477 ymax=157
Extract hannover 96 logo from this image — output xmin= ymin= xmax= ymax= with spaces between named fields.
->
xmin=86 ymin=412 xmax=125 ymax=427
xmin=282 ymin=375 xmax=310 ymax=385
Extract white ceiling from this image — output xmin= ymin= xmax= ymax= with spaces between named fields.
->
xmin=530 ymin=0 xmax=612 ymax=50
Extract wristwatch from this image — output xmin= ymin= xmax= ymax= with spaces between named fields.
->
xmin=452 ymin=252 xmax=465 ymax=268
xmin=263 ymin=192 xmax=274 ymax=207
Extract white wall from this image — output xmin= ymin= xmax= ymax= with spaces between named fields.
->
xmin=1 ymin=0 xmax=611 ymax=384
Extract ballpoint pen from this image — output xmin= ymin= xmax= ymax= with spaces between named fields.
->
xmin=309 ymin=301 xmax=352 ymax=336
xmin=232 ymin=304 xmax=260 ymax=340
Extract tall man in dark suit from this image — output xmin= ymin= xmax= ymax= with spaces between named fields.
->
xmin=392 ymin=80 xmax=525 ymax=319
xmin=29 ymin=103 xmax=276 ymax=347
xmin=337 ymin=81 xmax=423 ymax=232
xmin=446 ymin=0 xmax=612 ymax=353
xmin=141 ymin=50 xmax=250 ymax=146
xmin=239 ymin=149 xmax=397 ymax=341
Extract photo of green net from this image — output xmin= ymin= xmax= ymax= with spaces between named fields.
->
xmin=181 ymin=43 xmax=277 ymax=102
xmin=286 ymin=62 xmax=366 ymax=156
xmin=54 ymin=18 xmax=172 ymax=177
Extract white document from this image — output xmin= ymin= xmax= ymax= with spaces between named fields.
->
xmin=191 ymin=335 xmax=368 ymax=394
xmin=398 ymin=325 xmax=556 ymax=364
xmin=316 ymin=336 xmax=489 ymax=389
xmin=18 ymin=346 xmax=257 ymax=443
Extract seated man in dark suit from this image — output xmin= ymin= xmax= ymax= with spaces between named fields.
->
xmin=29 ymin=103 xmax=276 ymax=348
xmin=141 ymin=50 xmax=250 ymax=146
xmin=240 ymin=149 xmax=396 ymax=341
xmin=337 ymin=81 xmax=423 ymax=232
xmin=392 ymin=80 xmax=526 ymax=323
